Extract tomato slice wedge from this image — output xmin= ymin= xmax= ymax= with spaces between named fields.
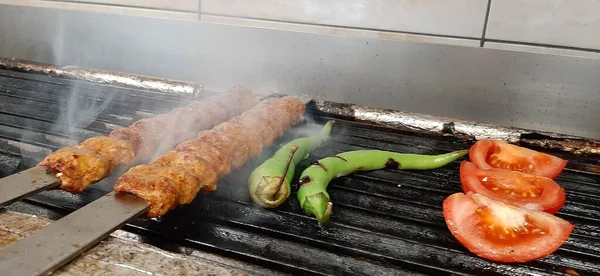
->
xmin=443 ymin=192 xmax=574 ymax=263
xmin=460 ymin=161 xmax=566 ymax=214
xmin=469 ymin=140 xmax=567 ymax=179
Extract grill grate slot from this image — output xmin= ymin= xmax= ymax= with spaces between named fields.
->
xmin=1 ymin=69 xmax=599 ymax=275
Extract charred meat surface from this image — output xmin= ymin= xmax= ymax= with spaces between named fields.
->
xmin=38 ymin=86 xmax=259 ymax=194
xmin=114 ymin=97 xmax=306 ymax=217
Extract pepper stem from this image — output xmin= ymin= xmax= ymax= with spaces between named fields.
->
xmin=302 ymin=192 xmax=333 ymax=224
xmin=275 ymin=145 xmax=299 ymax=191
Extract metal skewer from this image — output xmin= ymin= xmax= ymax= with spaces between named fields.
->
xmin=0 ymin=191 xmax=149 ymax=276
xmin=0 ymin=166 xmax=60 ymax=208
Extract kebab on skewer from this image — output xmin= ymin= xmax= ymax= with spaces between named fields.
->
xmin=38 ymin=86 xmax=259 ymax=194
xmin=114 ymin=96 xmax=307 ymax=217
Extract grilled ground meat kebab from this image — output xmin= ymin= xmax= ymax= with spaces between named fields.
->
xmin=38 ymin=86 xmax=259 ymax=193
xmin=114 ymin=96 xmax=306 ymax=217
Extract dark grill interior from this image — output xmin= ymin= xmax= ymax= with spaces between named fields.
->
xmin=1 ymin=69 xmax=600 ymax=275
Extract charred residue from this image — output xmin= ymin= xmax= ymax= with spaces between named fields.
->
xmin=519 ymin=133 xmax=600 ymax=156
xmin=334 ymin=156 xmax=348 ymax=163
xmin=384 ymin=158 xmax=400 ymax=169
xmin=310 ymin=100 xmax=600 ymax=174
xmin=312 ymin=100 xmax=600 ymax=157
xmin=312 ymin=161 xmax=328 ymax=172
xmin=299 ymin=176 xmax=312 ymax=186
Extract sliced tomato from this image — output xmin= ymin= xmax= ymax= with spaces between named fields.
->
xmin=443 ymin=192 xmax=574 ymax=263
xmin=460 ymin=161 xmax=566 ymax=214
xmin=469 ymin=139 xmax=567 ymax=179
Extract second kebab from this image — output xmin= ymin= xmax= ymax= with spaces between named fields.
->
xmin=114 ymin=96 xmax=307 ymax=217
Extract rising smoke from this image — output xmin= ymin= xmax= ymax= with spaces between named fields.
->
xmin=19 ymin=12 xmax=121 ymax=163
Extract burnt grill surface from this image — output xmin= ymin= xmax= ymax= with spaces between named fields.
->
xmin=1 ymin=69 xmax=600 ymax=276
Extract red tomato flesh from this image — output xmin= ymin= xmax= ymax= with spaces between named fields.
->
xmin=443 ymin=192 xmax=574 ymax=263
xmin=460 ymin=161 xmax=566 ymax=214
xmin=469 ymin=140 xmax=567 ymax=179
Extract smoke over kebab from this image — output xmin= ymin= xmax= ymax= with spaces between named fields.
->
xmin=38 ymin=86 xmax=258 ymax=193
xmin=114 ymin=96 xmax=307 ymax=217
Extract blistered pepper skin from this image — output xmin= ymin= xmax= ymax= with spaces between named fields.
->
xmin=297 ymin=149 xmax=469 ymax=224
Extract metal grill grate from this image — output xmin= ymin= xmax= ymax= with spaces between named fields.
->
xmin=1 ymin=68 xmax=599 ymax=275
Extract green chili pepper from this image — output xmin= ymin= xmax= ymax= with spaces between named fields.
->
xmin=248 ymin=120 xmax=335 ymax=208
xmin=297 ymin=149 xmax=469 ymax=224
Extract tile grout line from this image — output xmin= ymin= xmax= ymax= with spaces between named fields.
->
xmin=480 ymin=0 xmax=492 ymax=47
xmin=42 ymin=0 xmax=197 ymax=14
xmin=200 ymin=12 xmax=480 ymax=41
xmin=485 ymin=39 xmax=600 ymax=54
xmin=198 ymin=0 xmax=201 ymax=21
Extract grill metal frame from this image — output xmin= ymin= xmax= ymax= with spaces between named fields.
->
xmin=1 ymin=64 xmax=599 ymax=275
xmin=0 ymin=58 xmax=203 ymax=98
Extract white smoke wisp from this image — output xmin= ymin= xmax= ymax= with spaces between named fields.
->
xmin=18 ymin=11 xmax=122 ymax=163
xmin=287 ymin=116 xmax=327 ymax=138
xmin=53 ymin=81 xmax=119 ymax=139
xmin=50 ymin=10 xmax=118 ymax=142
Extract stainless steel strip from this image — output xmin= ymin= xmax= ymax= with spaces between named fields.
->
xmin=0 ymin=191 xmax=149 ymax=276
xmin=0 ymin=58 xmax=202 ymax=98
xmin=0 ymin=166 xmax=59 ymax=208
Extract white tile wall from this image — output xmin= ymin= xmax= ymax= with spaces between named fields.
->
xmin=487 ymin=0 xmax=600 ymax=50
xmin=3 ymin=0 xmax=600 ymax=58
xmin=201 ymin=0 xmax=489 ymax=38
xmin=201 ymin=14 xmax=481 ymax=47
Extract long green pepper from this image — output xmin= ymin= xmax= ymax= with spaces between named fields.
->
xmin=297 ymin=149 xmax=469 ymax=224
xmin=248 ymin=120 xmax=335 ymax=208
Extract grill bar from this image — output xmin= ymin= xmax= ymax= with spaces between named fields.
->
xmin=1 ymin=66 xmax=600 ymax=275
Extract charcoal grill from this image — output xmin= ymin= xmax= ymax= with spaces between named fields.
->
xmin=0 ymin=61 xmax=600 ymax=276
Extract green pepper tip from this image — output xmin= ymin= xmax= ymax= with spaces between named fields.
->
xmin=302 ymin=192 xmax=333 ymax=224
xmin=320 ymin=120 xmax=335 ymax=136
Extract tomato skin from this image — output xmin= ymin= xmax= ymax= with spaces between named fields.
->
xmin=443 ymin=192 xmax=574 ymax=263
xmin=469 ymin=140 xmax=567 ymax=179
xmin=459 ymin=161 xmax=566 ymax=214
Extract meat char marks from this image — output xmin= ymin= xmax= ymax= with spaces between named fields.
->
xmin=38 ymin=86 xmax=259 ymax=193
xmin=114 ymin=96 xmax=307 ymax=217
